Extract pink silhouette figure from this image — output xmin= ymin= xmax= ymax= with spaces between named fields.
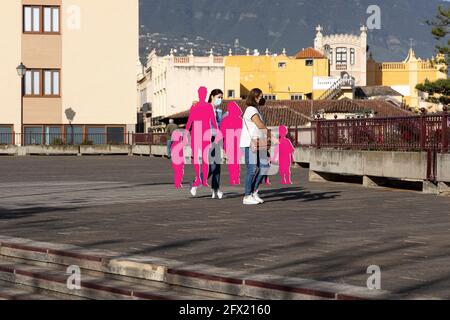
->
xmin=272 ymin=125 xmax=295 ymax=185
xmin=171 ymin=131 xmax=185 ymax=189
xmin=185 ymin=87 xmax=218 ymax=187
xmin=220 ymin=102 xmax=243 ymax=185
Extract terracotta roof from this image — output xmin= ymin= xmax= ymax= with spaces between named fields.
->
xmin=295 ymin=47 xmax=325 ymax=59
xmin=162 ymin=101 xmax=310 ymax=127
xmin=163 ymin=98 xmax=414 ymax=126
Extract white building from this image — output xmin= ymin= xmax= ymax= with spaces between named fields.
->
xmin=314 ymin=25 xmax=368 ymax=86
xmin=138 ymin=49 xmax=225 ymax=130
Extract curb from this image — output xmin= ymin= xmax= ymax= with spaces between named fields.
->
xmin=0 ymin=235 xmax=397 ymax=300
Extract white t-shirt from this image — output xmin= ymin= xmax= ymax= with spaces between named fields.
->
xmin=240 ymin=106 xmax=263 ymax=148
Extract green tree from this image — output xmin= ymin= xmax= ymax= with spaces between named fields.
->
xmin=428 ymin=6 xmax=450 ymax=66
xmin=416 ymin=6 xmax=450 ymax=104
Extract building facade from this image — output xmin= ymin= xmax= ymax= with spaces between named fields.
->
xmin=224 ymin=47 xmax=330 ymax=101
xmin=314 ymin=25 xmax=368 ymax=86
xmin=0 ymin=0 xmax=138 ymax=145
xmin=367 ymin=49 xmax=447 ymax=110
xmin=139 ymin=50 xmax=226 ymax=130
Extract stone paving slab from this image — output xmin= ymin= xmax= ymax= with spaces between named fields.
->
xmin=0 ymin=156 xmax=449 ymax=298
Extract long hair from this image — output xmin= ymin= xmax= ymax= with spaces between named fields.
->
xmin=246 ymin=88 xmax=263 ymax=107
xmin=208 ymin=89 xmax=224 ymax=103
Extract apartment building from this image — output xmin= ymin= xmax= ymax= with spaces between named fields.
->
xmin=138 ymin=50 xmax=226 ymax=131
xmin=224 ymin=47 xmax=330 ymax=101
xmin=0 ymin=0 xmax=138 ymax=145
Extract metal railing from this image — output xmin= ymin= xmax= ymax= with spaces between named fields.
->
xmin=313 ymin=112 xmax=449 ymax=153
xmin=2 ymin=114 xmax=449 ymax=154
xmin=0 ymin=133 xmax=167 ymax=147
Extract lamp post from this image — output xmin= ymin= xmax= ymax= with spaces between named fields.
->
xmin=16 ymin=63 xmax=27 ymax=145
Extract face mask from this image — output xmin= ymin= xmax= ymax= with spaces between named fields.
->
xmin=214 ymin=98 xmax=223 ymax=107
xmin=259 ymin=97 xmax=266 ymax=106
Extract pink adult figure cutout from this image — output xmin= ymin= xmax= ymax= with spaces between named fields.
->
xmin=272 ymin=125 xmax=295 ymax=185
xmin=220 ymin=102 xmax=243 ymax=185
xmin=185 ymin=87 xmax=218 ymax=187
xmin=171 ymin=131 xmax=185 ymax=189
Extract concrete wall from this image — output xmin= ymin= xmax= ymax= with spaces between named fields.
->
xmin=309 ymin=149 xmax=428 ymax=180
xmin=437 ymin=153 xmax=450 ymax=183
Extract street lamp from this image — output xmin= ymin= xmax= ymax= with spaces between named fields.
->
xmin=16 ymin=63 xmax=27 ymax=145
xmin=16 ymin=63 xmax=26 ymax=77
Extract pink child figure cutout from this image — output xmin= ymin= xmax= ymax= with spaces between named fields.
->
xmin=272 ymin=125 xmax=295 ymax=185
xmin=185 ymin=86 xmax=218 ymax=187
xmin=220 ymin=102 xmax=243 ymax=185
xmin=171 ymin=130 xmax=185 ymax=189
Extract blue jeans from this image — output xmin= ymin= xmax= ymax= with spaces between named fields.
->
xmin=193 ymin=141 xmax=222 ymax=191
xmin=167 ymin=140 xmax=173 ymax=159
xmin=243 ymin=147 xmax=269 ymax=196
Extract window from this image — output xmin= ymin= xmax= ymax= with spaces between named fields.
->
xmin=43 ymin=70 xmax=60 ymax=96
xmin=336 ymin=48 xmax=347 ymax=65
xmin=23 ymin=6 xmax=60 ymax=33
xmin=25 ymin=69 xmax=60 ymax=97
xmin=305 ymin=59 xmax=314 ymax=66
xmin=227 ymin=90 xmax=235 ymax=99
xmin=24 ymin=127 xmax=43 ymax=145
xmin=66 ymin=126 xmax=83 ymax=145
xmin=25 ymin=70 xmax=41 ymax=96
xmin=107 ymin=127 xmax=125 ymax=144
xmin=263 ymin=95 xmax=276 ymax=101
xmin=24 ymin=6 xmax=40 ymax=32
xmin=290 ymin=94 xmax=303 ymax=101
xmin=87 ymin=127 xmax=106 ymax=145
xmin=329 ymin=49 xmax=333 ymax=65
xmin=350 ymin=48 xmax=356 ymax=65
xmin=278 ymin=62 xmax=287 ymax=69
xmin=0 ymin=126 xmax=13 ymax=145
xmin=45 ymin=126 xmax=62 ymax=145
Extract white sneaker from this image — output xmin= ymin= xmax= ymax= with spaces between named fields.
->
xmin=252 ymin=191 xmax=264 ymax=204
xmin=212 ymin=190 xmax=216 ymax=199
xmin=216 ymin=190 xmax=223 ymax=200
xmin=243 ymin=195 xmax=259 ymax=205
xmin=190 ymin=186 xmax=197 ymax=197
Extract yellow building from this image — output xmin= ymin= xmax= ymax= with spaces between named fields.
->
xmin=224 ymin=48 xmax=330 ymax=101
xmin=367 ymin=49 xmax=447 ymax=110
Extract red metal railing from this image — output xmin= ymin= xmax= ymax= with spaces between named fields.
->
xmin=0 ymin=132 xmax=169 ymax=146
xmin=313 ymin=112 xmax=450 ymax=153
xmin=2 ymin=114 xmax=449 ymax=154
xmin=132 ymin=133 xmax=167 ymax=145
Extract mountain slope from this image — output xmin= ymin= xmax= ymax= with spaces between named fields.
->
xmin=139 ymin=0 xmax=448 ymax=61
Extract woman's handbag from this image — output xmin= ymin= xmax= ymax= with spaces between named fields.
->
xmin=244 ymin=117 xmax=269 ymax=153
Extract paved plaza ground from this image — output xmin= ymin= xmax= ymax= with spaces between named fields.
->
xmin=0 ymin=156 xmax=449 ymax=298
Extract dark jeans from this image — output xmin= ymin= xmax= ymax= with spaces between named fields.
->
xmin=243 ymin=147 xmax=269 ymax=196
xmin=193 ymin=140 xmax=222 ymax=191
xmin=166 ymin=140 xmax=173 ymax=159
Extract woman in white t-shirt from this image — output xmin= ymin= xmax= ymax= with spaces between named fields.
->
xmin=240 ymin=88 xmax=277 ymax=205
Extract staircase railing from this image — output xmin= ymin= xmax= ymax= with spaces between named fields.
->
xmin=318 ymin=77 xmax=355 ymax=100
